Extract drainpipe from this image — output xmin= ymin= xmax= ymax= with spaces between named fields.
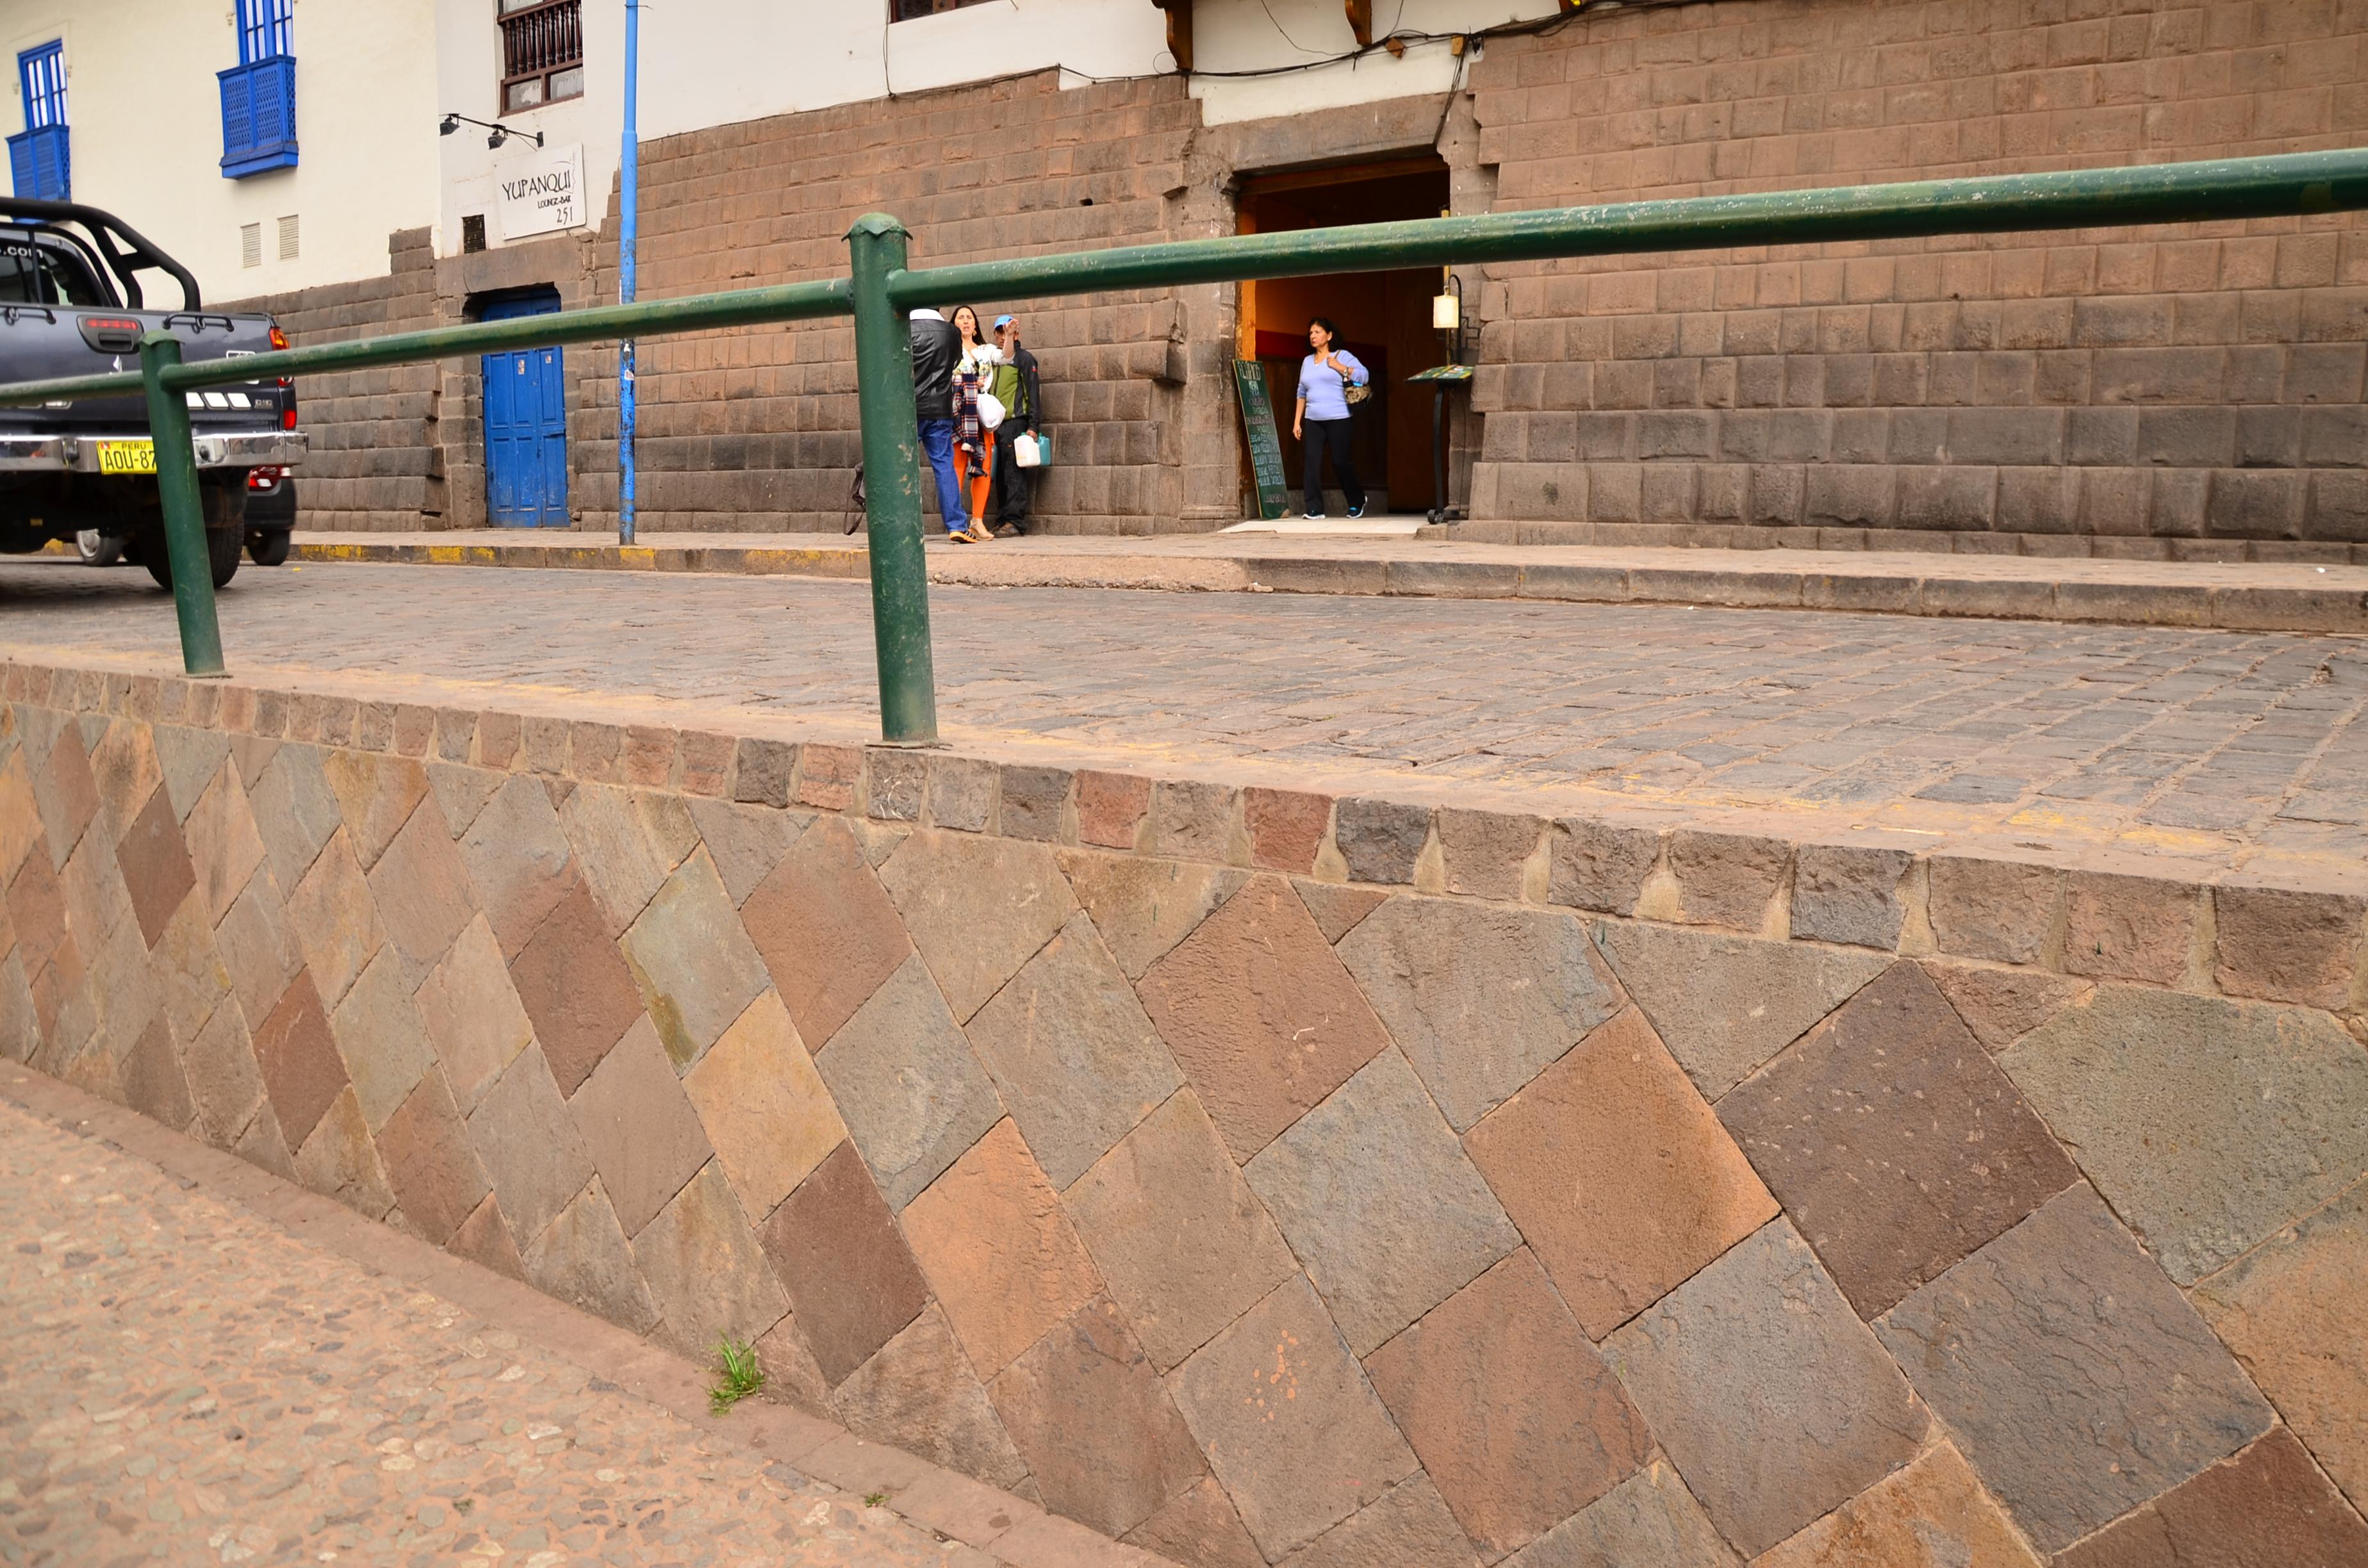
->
xmin=618 ymin=0 xmax=641 ymax=544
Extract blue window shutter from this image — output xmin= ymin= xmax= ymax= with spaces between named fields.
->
xmin=221 ymin=65 xmax=253 ymax=158
xmin=37 ymin=127 xmax=65 ymax=199
xmin=6 ymin=135 xmax=29 ymax=198
xmin=218 ymin=56 xmax=297 ymax=178
xmin=255 ymin=56 xmax=293 ymax=149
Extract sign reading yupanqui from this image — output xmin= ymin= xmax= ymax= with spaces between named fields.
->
xmin=1233 ymin=360 xmax=1292 ymax=521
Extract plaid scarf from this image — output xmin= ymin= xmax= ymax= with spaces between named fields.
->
xmin=953 ymin=366 xmax=985 ymax=450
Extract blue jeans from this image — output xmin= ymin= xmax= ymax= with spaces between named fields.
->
xmin=918 ymin=419 xmax=966 ymax=533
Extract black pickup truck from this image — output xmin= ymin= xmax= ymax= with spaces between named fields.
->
xmin=0 ymin=198 xmax=304 ymax=589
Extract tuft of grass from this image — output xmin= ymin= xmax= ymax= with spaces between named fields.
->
xmin=863 ymin=1492 xmax=889 ymax=1509
xmin=709 ymin=1336 xmax=765 ymax=1414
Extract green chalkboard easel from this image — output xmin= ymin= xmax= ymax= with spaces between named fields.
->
xmin=1233 ymin=360 xmax=1292 ymax=521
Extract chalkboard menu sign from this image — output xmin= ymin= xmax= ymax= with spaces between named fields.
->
xmin=1233 ymin=360 xmax=1291 ymax=521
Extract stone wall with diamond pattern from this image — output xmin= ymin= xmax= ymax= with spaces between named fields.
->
xmin=3 ymin=659 xmax=2364 ymax=1566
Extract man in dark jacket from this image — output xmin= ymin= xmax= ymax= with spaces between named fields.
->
xmin=909 ymin=308 xmax=970 ymax=537
xmin=987 ymin=314 xmax=1042 ymax=535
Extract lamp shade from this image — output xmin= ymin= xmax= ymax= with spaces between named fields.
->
xmin=1431 ymin=292 xmax=1461 ymax=330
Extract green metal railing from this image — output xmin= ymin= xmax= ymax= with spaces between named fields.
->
xmin=7 ymin=147 xmax=2367 ymax=736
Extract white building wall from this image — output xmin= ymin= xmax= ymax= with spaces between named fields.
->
xmin=0 ymin=0 xmax=440 ymax=301
xmin=1188 ymin=0 xmax=1557 ymax=126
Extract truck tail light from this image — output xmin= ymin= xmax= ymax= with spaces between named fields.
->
xmin=247 ymin=466 xmax=283 ymax=491
xmin=268 ymin=325 xmax=288 ymax=351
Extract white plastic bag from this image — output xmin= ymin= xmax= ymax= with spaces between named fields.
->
xmin=978 ymin=391 xmax=1007 ymax=431
xmin=1012 ymin=432 xmax=1042 ymax=468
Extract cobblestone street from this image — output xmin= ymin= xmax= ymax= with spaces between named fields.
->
xmin=2 ymin=558 xmax=2362 ymax=869
xmin=0 ymin=1089 xmax=998 ymax=1568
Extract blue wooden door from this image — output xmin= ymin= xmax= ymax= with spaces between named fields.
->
xmin=481 ymin=291 xmax=568 ymax=527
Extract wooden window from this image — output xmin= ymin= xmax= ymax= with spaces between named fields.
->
xmin=238 ymin=0 xmax=293 ymax=64
xmin=499 ymin=0 xmax=582 ymax=114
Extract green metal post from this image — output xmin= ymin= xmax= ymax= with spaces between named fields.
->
xmin=136 ymin=332 xmax=227 ymax=678
xmin=846 ymin=214 xmax=938 ymax=745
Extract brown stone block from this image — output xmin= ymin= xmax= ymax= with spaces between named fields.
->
xmin=619 ymin=847 xmax=768 ymax=1071
xmin=475 ymin=710 xmax=521 ymax=771
xmin=682 ymin=989 xmax=843 ymax=1222
xmin=1059 ymin=850 xmax=1245 ymax=981
xmin=741 ymin=817 xmax=912 ymax=1050
xmin=507 ymin=882 xmax=644 ymax=1098
xmin=826 ymin=1303 xmax=1029 ymax=1490
xmin=795 ymin=742 xmax=862 ymax=811
xmin=990 ymin=1296 xmax=1206 ymax=1537
xmin=320 ymin=752 xmax=427 ymax=872
xmin=878 ymin=829 xmax=1076 ymax=1024
xmin=1513 ymin=1458 xmax=1737 ymax=1567
xmin=1124 ymin=1476 xmax=1263 ymax=1568
xmin=1139 ymin=877 xmax=1392 ymax=1163
xmin=1365 ymin=1250 xmax=1650 ymax=1555
xmin=1791 ymin=843 xmax=1915 ymax=951
xmin=1667 ymin=829 xmax=1791 ymax=931
xmin=1467 ymin=1008 xmax=1775 ymax=1337
xmin=926 ymin=755 xmax=996 ymax=834
xmin=633 ymin=1159 xmax=790 ymax=1361
xmin=117 ymin=790 xmax=197 ymax=949
xmin=1874 ymin=1186 xmax=2273 ymax=1553
xmin=1720 ymin=963 xmax=2081 ymax=1319
xmin=456 ymin=775 xmax=575 ymax=959
xmin=1435 ymin=808 xmax=1546 ymax=901
xmin=182 ymin=768 xmax=268 ymax=930
xmin=1282 ymin=1474 xmax=1483 ymax=1568
xmin=1243 ymin=787 xmax=1329 ymax=875
xmin=292 ymin=1083 xmax=397 ymax=1219
xmin=570 ymin=1017 xmax=714 ymax=1238
xmin=250 ymin=969 xmax=348 ymax=1150
xmin=902 ymin=1118 xmax=1103 ymax=1380
xmin=732 ymin=737 xmax=797 ymax=807
xmin=760 ymin=1139 xmax=932 ymax=1385
xmin=2212 ymin=882 xmax=2365 ymax=1009
xmin=996 ymin=765 xmax=1073 ymax=844
xmin=1754 ymin=1440 xmax=2039 ymax=1568
xmin=1170 ymin=1276 xmax=1420 ymax=1562
xmin=32 ymin=723 xmax=98 ymax=863
xmin=1073 ymin=769 xmax=1149 ymax=851
xmin=675 ymin=729 xmax=733 ymax=797
xmin=2055 ymin=1426 xmax=2368 ymax=1568
xmin=1334 ymin=797 xmax=1431 ymax=886
xmin=2064 ymin=869 xmax=2197 ymax=984
xmin=1151 ymin=779 xmax=1239 ymax=863
xmin=1547 ymin=818 xmax=1662 ymax=916
xmin=1920 ymin=962 xmax=2091 ymax=1052
xmin=1606 ymin=1220 xmax=1928 ymax=1558
xmin=2194 ymin=1178 xmax=2368 ymax=1512
xmin=1927 ymin=855 xmax=2060 ymax=965
xmin=121 ymin=1015 xmax=194 ymax=1132
xmin=375 ymin=1070 xmax=492 ymax=1248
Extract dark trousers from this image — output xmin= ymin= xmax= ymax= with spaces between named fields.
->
xmin=1301 ymin=416 xmax=1363 ymax=514
xmin=989 ymin=426 xmax=1033 ymax=528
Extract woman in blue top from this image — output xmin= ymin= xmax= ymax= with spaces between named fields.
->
xmin=1292 ymin=317 xmax=1369 ymax=519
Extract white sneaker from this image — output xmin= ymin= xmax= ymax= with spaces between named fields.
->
xmin=1303 ymin=510 xmax=1326 ymax=519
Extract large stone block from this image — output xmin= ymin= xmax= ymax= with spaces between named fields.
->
xmin=813 ymin=952 xmax=1003 ymax=1209
xmin=1501 ymin=1460 xmax=1737 ymax=1568
xmin=1719 ymin=963 xmax=2079 ymax=1318
xmin=2051 ymin=1427 xmax=2368 ymax=1568
xmin=759 ymin=1139 xmax=932 ymax=1386
xmin=327 ymin=947 xmax=434 ymax=1132
xmin=1139 ymin=877 xmax=1393 ymax=1163
xmin=1604 ymin=1220 xmax=1927 ymax=1558
xmin=1920 ymin=961 xmax=2089 ymax=1052
xmin=681 ymin=988 xmax=843 ymax=1221
xmin=2194 ymin=1178 xmax=2368 ymax=1512
xmin=182 ymin=995 xmax=265 ymax=1145
xmin=2001 ymin=986 xmax=2368 ymax=1284
xmin=1754 ymin=1441 xmax=2040 ymax=1568
xmin=213 ymin=863 xmax=301 ymax=1036
xmin=523 ymin=1178 xmax=659 ymax=1335
xmin=827 ymin=1303 xmax=1029 ymax=1489
xmin=1338 ymin=899 xmax=1620 ymax=1132
xmin=991 ymin=1296 xmax=1206 ymax=1538
xmin=682 ymin=796 xmax=812 ymax=906
xmin=619 ymin=847 xmax=769 ymax=1070
xmin=963 ymin=910 xmax=1181 ymax=1189
xmin=1591 ymin=922 xmax=1887 ymax=1099
xmin=570 ymin=1017 xmax=714 ymax=1239
xmin=1465 ymin=1008 xmax=1776 ymax=1339
xmin=182 ymin=767 xmax=267 ymax=928
xmin=245 ymin=743 xmax=342 ymax=894
xmin=374 ymin=1070 xmax=492 ymax=1249
xmin=363 ymin=794 xmax=475 ymax=986
xmin=320 ymin=751 xmax=427 ymax=871
xmin=902 ymin=1118 xmax=1104 ymax=1380
xmin=412 ymin=914 xmax=532 ymax=1115
xmin=249 ymin=969 xmax=349 ymax=1150
xmin=291 ymin=1083 xmax=397 ymax=1219
xmin=1064 ymin=1088 xmax=1298 ymax=1374
xmin=1171 ymin=1276 xmax=1420 ymax=1562
xmin=555 ymin=781 xmax=697 ymax=933
xmin=878 ymin=829 xmax=1076 ymax=1023
xmin=1058 ymin=848 xmax=1246 ymax=979
xmin=1873 ymin=1186 xmax=2274 ymax=1553
xmin=117 ymin=789 xmax=197 ymax=949
xmin=506 ymin=881 xmax=644 ymax=1097
xmin=1124 ymin=1477 xmax=1264 ymax=1568
xmin=740 ymin=815 xmax=912 ymax=1050
xmin=465 ymin=1045 xmax=596 ymax=1248
xmin=1365 ymin=1250 xmax=1650 ymax=1555
xmin=1282 ymin=1475 xmax=1483 ymax=1568
xmin=456 ymin=774 xmax=575 ymax=957
xmin=630 ymin=1159 xmax=788 ymax=1360
xmin=286 ymin=831 xmax=384 ymax=1010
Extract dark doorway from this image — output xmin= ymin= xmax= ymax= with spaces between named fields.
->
xmin=1237 ymin=156 xmax=1450 ymax=516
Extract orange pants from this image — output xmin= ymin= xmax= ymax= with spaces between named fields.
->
xmin=955 ymin=432 xmax=995 ymax=528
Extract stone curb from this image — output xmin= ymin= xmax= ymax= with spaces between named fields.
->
xmin=286 ymin=538 xmax=2368 ymax=634
xmin=0 ymin=1059 xmax=1180 ymax=1568
xmin=10 ymin=655 xmax=2362 ymax=1018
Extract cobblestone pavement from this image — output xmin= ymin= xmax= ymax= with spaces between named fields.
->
xmin=0 ymin=1093 xmax=990 ymax=1568
xmin=3 ymin=558 xmax=2364 ymax=869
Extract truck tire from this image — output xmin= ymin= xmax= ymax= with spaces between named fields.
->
xmin=247 ymin=529 xmax=291 ymax=566
xmin=76 ymin=530 xmax=124 ymax=567
xmin=142 ymin=527 xmax=242 ymax=592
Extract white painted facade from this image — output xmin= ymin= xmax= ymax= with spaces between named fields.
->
xmin=0 ymin=0 xmax=439 ymax=302
xmin=1187 ymin=0 xmax=1554 ymax=126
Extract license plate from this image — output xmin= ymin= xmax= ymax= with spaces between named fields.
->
xmin=95 ymin=440 xmax=157 ymax=476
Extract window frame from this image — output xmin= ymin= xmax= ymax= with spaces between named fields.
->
xmin=497 ymin=0 xmax=584 ymax=115
xmin=237 ymin=0 xmax=294 ymax=65
xmin=17 ymin=42 xmax=63 ymax=130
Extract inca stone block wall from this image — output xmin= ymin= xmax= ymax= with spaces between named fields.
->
xmin=5 ymin=657 xmax=2365 ymax=1564
xmin=265 ymin=1 xmax=2367 ymax=551
xmin=1464 ymin=0 xmax=2368 ymax=554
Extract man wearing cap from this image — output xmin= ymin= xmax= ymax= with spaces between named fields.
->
xmin=987 ymin=314 xmax=1042 ymax=535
